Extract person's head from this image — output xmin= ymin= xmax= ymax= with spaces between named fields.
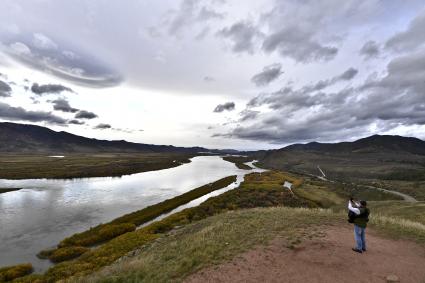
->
xmin=360 ymin=200 xmax=367 ymax=207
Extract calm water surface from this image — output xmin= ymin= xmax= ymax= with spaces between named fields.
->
xmin=0 ymin=156 xmax=264 ymax=272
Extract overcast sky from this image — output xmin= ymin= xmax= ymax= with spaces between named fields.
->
xmin=1 ymin=0 xmax=425 ymax=150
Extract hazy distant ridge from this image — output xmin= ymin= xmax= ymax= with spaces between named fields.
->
xmin=0 ymin=122 xmax=211 ymax=154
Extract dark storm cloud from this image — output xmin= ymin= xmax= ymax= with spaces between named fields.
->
xmin=251 ymin=63 xmax=283 ymax=87
xmin=94 ymin=123 xmax=112 ymax=129
xmin=213 ymin=102 xmax=235 ymax=113
xmin=75 ymin=110 xmax=98 ymax=119
xmin=3 ymin=32 xmax=122 ymax=88
xmin=359 ymin=41 xmax=380 ymax=59
xmin=385 ymin=9 xmax=425 ymax=52
xmin=68 ymin=119 xmax=85 ymax=125
xmin=50 ymin=98 xmax=79 ymax=113
xmin=223 ymin=51 xmax=425 ymax=143
xmin=262 ymin=27 xmax=338 ymax=63
xmin=217 ymin=21 xmax=262 ymax=53
xmin=248 ymin=67 xmax=358 ymax=109
xmin=0 ymin=80 xmax=12 ymax=97
xmin=0 ymin=102 xmax=67 ymax=124
xmin=31 ymin=83 xmax=72 ymax=95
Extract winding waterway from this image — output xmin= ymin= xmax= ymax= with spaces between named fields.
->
xmin=0 ymin=156 xmax=264 ymax=272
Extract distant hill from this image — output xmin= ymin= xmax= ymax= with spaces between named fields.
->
xmin=258 ymin=135 xmax=425 ymax=180
xmin=0 ymin=122 xmax=215 ymax=154
xmin=282 ymin=135 xmax=425 ymax=155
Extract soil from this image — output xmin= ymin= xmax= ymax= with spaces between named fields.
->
xmin=186 ymin=226 xmax=425 ymax=283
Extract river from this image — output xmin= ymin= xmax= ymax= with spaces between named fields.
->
xmin=0 ymin=156 xmax=264 ymax=272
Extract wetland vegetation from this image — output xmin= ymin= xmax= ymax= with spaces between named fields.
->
xmin=0 ymin=153 xmax=193 ymax=179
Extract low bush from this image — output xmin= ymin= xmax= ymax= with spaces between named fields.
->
xmin=60 ymin=223 xmax=136 ymax=248
xmin=0 ymin=264 xmax=33 ymax=282
xmin=48 ymin=246 xmax=90 ymax=263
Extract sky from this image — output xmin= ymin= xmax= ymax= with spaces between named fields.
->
xmin=1 ymin=0 xmax=425 ymax=150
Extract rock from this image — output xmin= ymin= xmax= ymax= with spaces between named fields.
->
xmin=386 ymin=274 xmax=399 ymax=282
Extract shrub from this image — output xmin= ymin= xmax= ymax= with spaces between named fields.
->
xmin=0 ymin=264 xmax=33 ymax=282
xmin=48 ymin=246 xmax=90 ymax=263
xmin=60 ymin=223 xmax=136 ymax=247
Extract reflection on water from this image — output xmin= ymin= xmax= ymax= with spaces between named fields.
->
xmin=0 ymin=156 xmax=264 ymax=272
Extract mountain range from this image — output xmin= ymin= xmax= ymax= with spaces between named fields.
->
xmin=0 ymin=122 xmax=213 ymax=154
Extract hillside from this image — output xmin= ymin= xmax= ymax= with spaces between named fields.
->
xmin=283 ymin=135 xmax=425 ymax=155
xmin=0 ymin=122 xmax=208 ymax=154
xmin=258 ymin=135 xmax=425 ymax=182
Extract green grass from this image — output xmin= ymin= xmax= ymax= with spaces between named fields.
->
xmin=292 ymin=176 xmax=403 ymax=209
xmin=370 ymin=179 xmax=425 ymax=201
xmin=367 ymin=201 xmax=425 ymax=225
xmin=293 ymin=183 xmax=344 ymax=207
xmin=0 ymin=264 xmax=33 ymax=282
xmin=0 ymin=153 xmax=192 ymax=179
xmin=48 ymin=247 xmax=91 ymax=263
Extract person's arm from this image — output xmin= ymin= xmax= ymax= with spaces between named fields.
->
xmin=348 ymin=201 xmax=360 ymax=215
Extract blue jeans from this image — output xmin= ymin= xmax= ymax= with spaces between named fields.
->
xmin=354 ymin=225 xmax=366 ymax=251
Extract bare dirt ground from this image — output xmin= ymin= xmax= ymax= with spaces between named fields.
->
xmin=186 ymin=226 xmax=425 ymax=283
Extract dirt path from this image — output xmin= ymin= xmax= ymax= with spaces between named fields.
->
xmin=186 ymin=226 xmax=425 ymax=283
xmin=364 ymin=185 xmax=417 ymax=202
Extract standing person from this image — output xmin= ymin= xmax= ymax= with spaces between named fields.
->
xmin=348 ymin=198 xmax=370 ymax=253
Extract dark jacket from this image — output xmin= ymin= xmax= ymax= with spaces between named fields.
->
xmin=354 ymin=207 xmax=370 ymax=228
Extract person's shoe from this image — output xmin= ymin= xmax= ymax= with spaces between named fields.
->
xmin=362 ymin=249 xmax=367 ymax=252
xmin=352 ymin=248 xmax=362 ymax=253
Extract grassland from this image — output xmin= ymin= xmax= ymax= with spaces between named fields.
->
xmin=222 ymin=156 xmax=254 ymax=170
xmin=292 ymin=176 xmax=403 ymax=208
xmin=0 ymin=153 xmax=193 ymax=179
xmin=367 ymin=179 xmax=425 ymax=201
xmin=0 ymin=264 xmax=33 ymax=282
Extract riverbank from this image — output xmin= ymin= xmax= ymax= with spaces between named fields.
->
xmin=38 ymin=175 xmax=237 ymax=262
xmin=222 ymin=156 xmax=254 ymax=170
xmin=0 ymin=188 xmax=21 ymax=194
xmin=0 ymin=153 xmax=193 ymax=179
